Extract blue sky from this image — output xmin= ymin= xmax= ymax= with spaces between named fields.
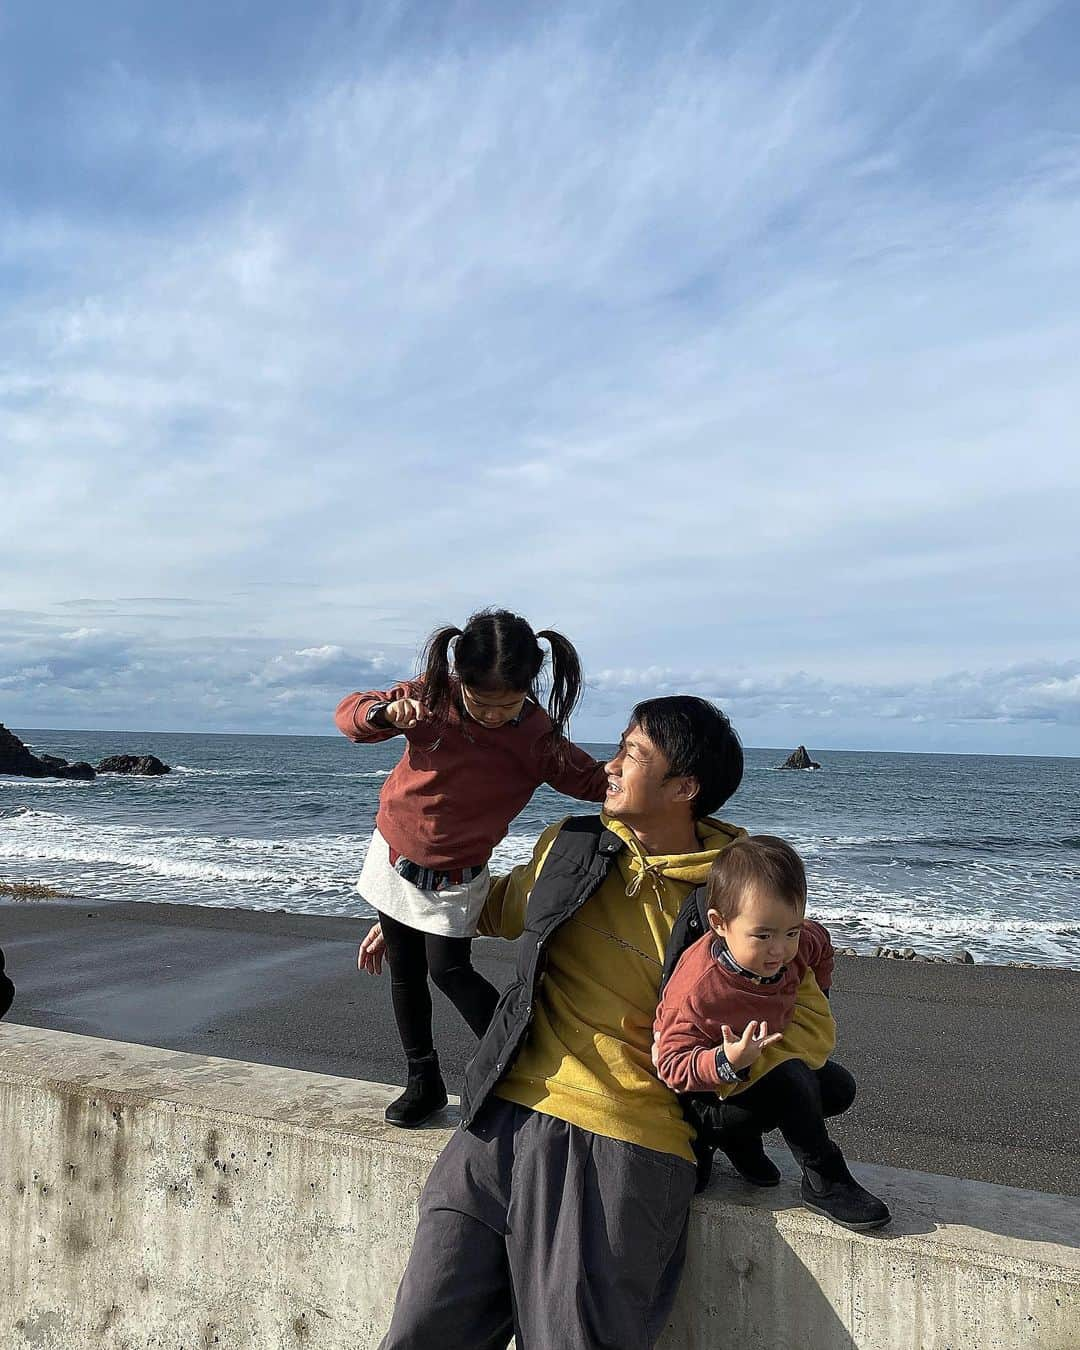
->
xmin=2 ymin=0 xmax=1078 ymax=752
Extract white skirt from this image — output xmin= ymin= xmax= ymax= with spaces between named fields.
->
xmin=356 ymin=828 xmax=491 ymax=938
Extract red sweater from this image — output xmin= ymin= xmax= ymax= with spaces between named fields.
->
xmin=653 ymin=921 xmax=834 ymax=1093
xmin=335 ymin=678 xmax=608 ymax=869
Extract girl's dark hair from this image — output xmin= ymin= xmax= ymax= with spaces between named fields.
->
xmin=706 ymin=835 xmax=807 ymax=922
xmin=630 ymin=695 xmax=743 ymax=819
xmin=419 ymin=608 xmax=585 ymax=751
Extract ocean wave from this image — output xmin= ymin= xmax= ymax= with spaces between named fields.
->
xmin=794 ymin=831 xmax=1080 ymax=856
xmin=0 ymin=775 xmax=94 ymax=790
xmin=173 ymin=765 xmax=390 ymax=780
xmin=0 ymin=808 xmax=368 ymax=890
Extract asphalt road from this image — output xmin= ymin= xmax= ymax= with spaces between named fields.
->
xmin=3 ymin=896 xmax=1078 ymax=1195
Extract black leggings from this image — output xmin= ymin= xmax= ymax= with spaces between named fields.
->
xmin=699 ymin=1059 xmax=857 ymax=1166
xmin=378 ymin=910 xmax=500 ymax=1062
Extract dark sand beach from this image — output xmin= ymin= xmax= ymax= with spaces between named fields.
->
xmin=2 ymin=895 xmax=1078 ymax=1196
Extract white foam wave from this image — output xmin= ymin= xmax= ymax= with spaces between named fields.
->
xmin=0 ymin=807 xmax=369 ymax=890
xmin=173 ymin=765 xmax=389 ymax=779
xmin=0 ymin=775 xmax=94 ymax=790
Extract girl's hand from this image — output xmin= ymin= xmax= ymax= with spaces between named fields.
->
xmin=721 ymin=1020 xmax=783 ymax=1071
xmin=357 ymin=922 xmax=386 ymax=975
xmin=385 ymin=697 xmax=429 ymax=730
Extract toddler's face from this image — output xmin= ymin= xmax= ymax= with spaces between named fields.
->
xmin=709 ymin=885 xmax=803 ymax=978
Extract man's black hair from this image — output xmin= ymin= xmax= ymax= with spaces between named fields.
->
xmin=630 ymin=695 xmax=743 ymax=818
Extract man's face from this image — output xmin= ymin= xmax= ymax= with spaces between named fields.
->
xmin=603 ymin=722 xmax=694 ymax=823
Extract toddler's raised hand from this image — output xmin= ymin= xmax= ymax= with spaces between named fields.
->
xmin=721 ymin=1020 xmax=783 ymax=1072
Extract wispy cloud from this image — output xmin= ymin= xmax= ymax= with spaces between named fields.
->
xmin=2 ymin=1 xmax=1078 ymax=748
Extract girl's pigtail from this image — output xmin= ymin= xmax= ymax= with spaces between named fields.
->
xmin=537 ymin=629 xmax=584 ymax=762
xmin=419 ymin=625 xmax=463 ymax=724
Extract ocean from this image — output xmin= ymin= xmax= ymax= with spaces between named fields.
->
xmin=2 ymin=728 xmax=1078 ymax=968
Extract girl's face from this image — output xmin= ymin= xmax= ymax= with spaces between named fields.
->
xmin=460 ymin=683 xmax=528 ymax=729
xmin=709 ymin=887 xmax=803 ymax=978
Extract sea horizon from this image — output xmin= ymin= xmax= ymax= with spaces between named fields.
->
xmin=8 ymin=723 xmax=1080 ymax=762
xmin=3 ymin=726 xmax=1078 ymax=971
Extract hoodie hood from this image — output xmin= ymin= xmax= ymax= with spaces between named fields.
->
xmin=602 ymin=813 xmax=746 ymax=901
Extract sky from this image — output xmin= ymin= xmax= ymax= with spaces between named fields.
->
xmin=2 ymin=0 xmax=1078 ymax=753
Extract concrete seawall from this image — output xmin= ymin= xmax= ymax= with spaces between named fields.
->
xmin=1 ymin=1022 xmax=1077 ymax=1349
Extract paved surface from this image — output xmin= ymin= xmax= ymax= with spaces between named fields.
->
xmin=2 ymin=896 xmax=1078 ymax=1195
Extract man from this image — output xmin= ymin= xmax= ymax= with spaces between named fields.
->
xmin=363 ymin=695 xmax=745 ymax=1350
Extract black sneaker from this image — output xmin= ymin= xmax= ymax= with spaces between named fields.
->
xmin=801 ymin=1144 xmax=891 ymax=1230
xmin=384 ymin=1054 xmax=448 ymax=1127
xmin=720 ymin=1136 xmax=782 ymax=1187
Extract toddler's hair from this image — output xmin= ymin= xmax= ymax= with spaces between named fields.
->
xmin=706 ymin=835 xmax=807 ymax=921
xmin=419 ymin=608 xmax=584 ymax=754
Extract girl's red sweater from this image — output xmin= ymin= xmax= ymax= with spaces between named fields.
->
xmin=335 ymin=678 xmax=608 ymax=869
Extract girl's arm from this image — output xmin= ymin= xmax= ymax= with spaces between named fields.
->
xmin=334 ymin=679 xmax=422 ymax=744
xmin=541 ymin=736 xmax=609 ymax=803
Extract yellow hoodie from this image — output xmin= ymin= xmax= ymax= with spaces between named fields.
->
xmin=478 ymin=813 xmax=745 ymax=1161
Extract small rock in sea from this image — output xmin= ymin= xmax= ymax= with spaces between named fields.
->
xmin=96 ymin=754 xmax=171 ymax=776
xmin=902 ymin=947 xmax=916 ymax=960
xmin=778 ymin=745 xmax=821 ymax=771
xmin=836 ymin=947 xmax=858 ymax=957
xmin=913 ymin=954 xmax=931 ymax=962
xmin=35 ymin=753 xmax=95 ymax=780
xmin=951 ymin=949 xmax=975 ymax=964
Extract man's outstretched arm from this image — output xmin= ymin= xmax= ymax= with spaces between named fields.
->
xmin=476 ymin=820 xmax=565 ymax=940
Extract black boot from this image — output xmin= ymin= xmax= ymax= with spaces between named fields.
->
xmin=720 ymin=1135 xmax=782 ymax=1187
xmin=384 ymin=1053 xmax=448 ymax=1127
xmin=800 ymin=1143 xmax=891 ymax=1230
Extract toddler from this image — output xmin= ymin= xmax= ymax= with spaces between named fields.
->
xmin=653 ymin=834 xmax=890 ymax=1230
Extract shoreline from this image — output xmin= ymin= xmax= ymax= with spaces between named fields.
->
xmin=4 ymin=886 xmax=1078 ymax=973
xmin=2 ymin=893 xmax=1078 ymax=1196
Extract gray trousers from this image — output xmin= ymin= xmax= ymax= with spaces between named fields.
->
xmin=379 ymin=1097 xmax=697 ymax=1350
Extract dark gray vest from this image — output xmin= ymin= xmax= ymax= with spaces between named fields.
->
xmin=460 ymin=814 xmax=709 ymax=1130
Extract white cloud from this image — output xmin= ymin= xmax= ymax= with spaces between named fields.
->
xmin=1 ymin=2 xmax=1078 ymax=748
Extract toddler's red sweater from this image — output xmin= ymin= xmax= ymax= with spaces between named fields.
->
xmin=653 ymin=921 xmax=834 ymax=1093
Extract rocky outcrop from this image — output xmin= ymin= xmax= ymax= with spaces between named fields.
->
xmin=96 ymin=754 xmax=170 ymax=776
xmin=0 ymin=727 xmax=169 ymax=780
xmin=0 ymin=725 xmax=96 ymax=780
xmin=779 ymin=745 xmax=821 ymax=770
xmin=0 ymin=724 xmax=42 ymax=777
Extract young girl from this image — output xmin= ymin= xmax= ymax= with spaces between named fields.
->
xmin=336 ymin=608 xmax=608 ymax=1126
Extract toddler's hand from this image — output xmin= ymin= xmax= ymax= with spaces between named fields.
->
xmin=385 ymin=697 xmax=429 ymax=730
xmin=721 ymin=1020 xmax=783 ymax=1071
xmin=357 ymin=922 xmax=386 ymax=975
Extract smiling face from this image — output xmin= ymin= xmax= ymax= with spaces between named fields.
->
xmin=459 ymin=683 xmax=528 ymax=729
xmin=603 ymin=722 xmax=698 ymax=826
xmin=709 ymin=886 xmax=804 ymax=978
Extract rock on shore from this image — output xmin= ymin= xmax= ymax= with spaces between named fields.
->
xmin=779 ymin=744 xmax=821 ymax=770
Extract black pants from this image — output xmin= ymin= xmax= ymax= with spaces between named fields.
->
xmin=377 ymin=910 xmax=500 ymax=1061
xmin=698 ymin=1058 xmax=856 ymax=1166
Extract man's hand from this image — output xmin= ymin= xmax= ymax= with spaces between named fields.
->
xmin=721 ymin=1020 xmax=783 ymax=1072
xmin=385 ymin=698 xmax=429 ymax=730
xmin=357 ymin=922 xmax=386 ymax=975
